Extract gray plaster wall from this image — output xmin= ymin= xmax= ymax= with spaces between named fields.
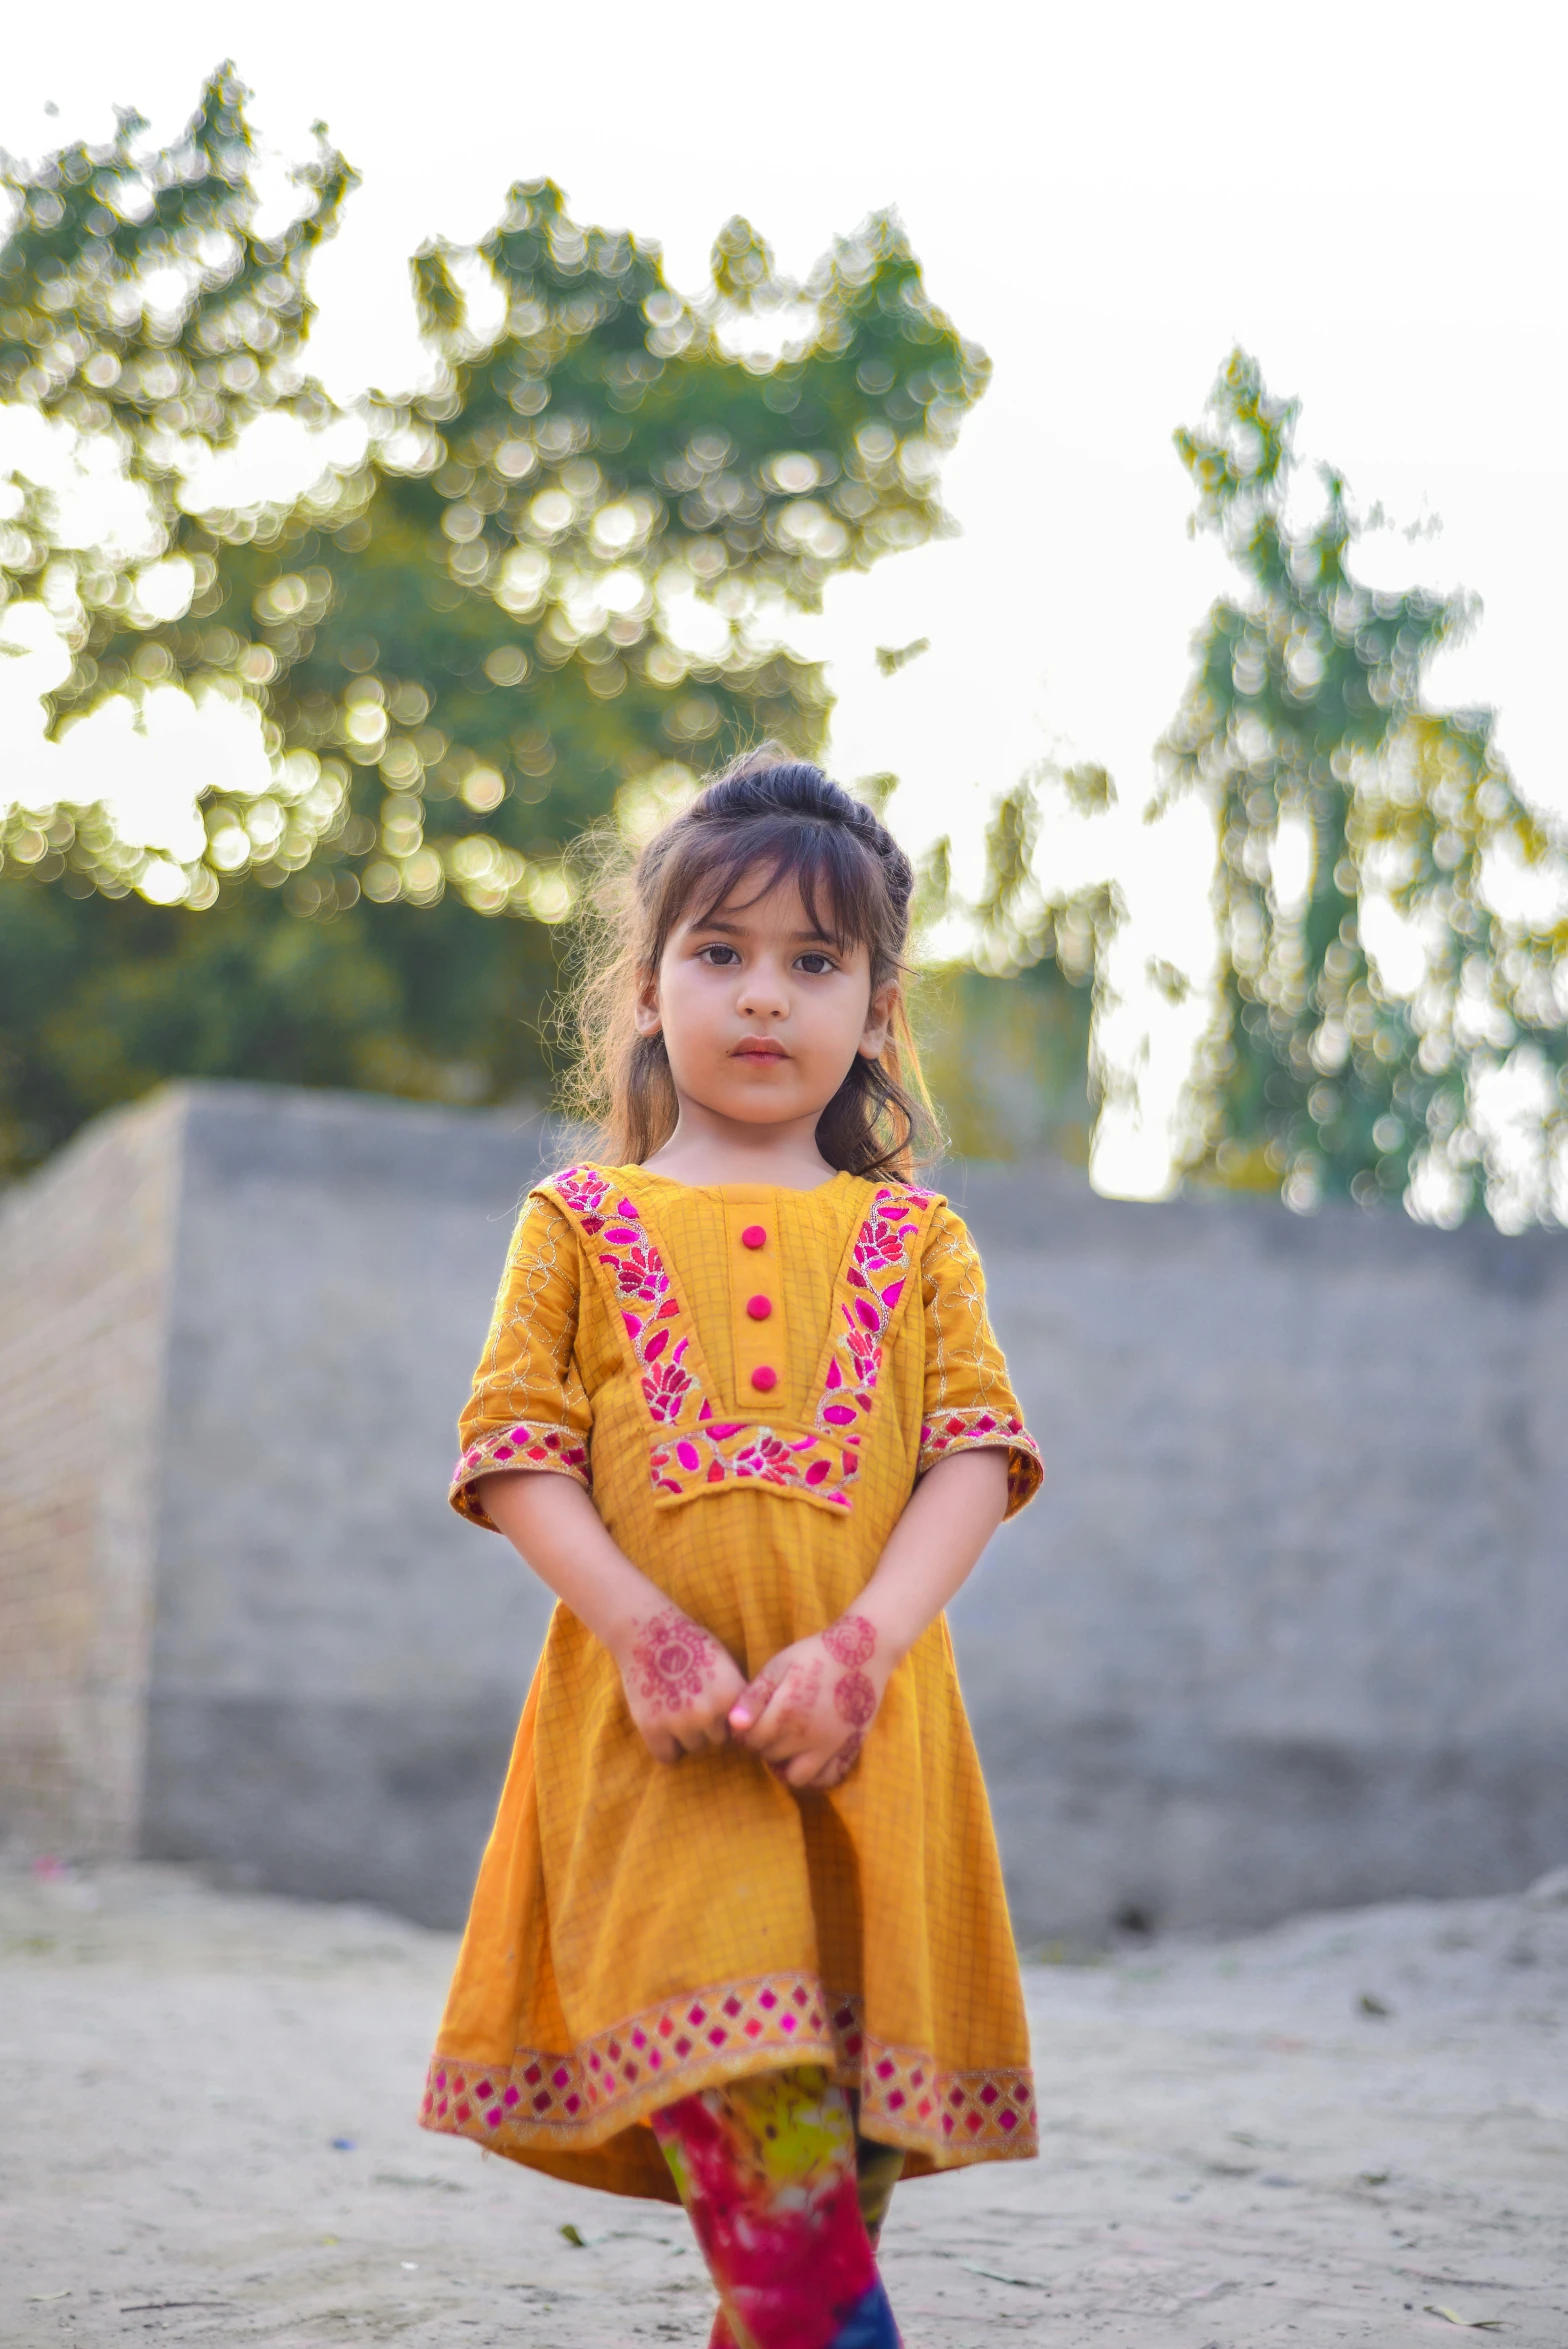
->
xmin=141 ymin=1085 xmax=560 ymax=1926
xmin=951 ymin=1164 xmax=1567 ymax=1940
xmin=0 ymin=1092 xmax=179 ymax=1859
xmin=3 ymin=1080 xmax=1563 ymax=1938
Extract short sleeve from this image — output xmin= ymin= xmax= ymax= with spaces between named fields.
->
xmin=918 ymin=1204 xmax=1044 ymax=1519
xmin=450 ymin=1190 xmax=594 ymax=1529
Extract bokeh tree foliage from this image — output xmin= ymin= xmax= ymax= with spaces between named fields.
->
xmin=914 ymin=763 xmax=1122 ymax=1165
xmin=0 ymin=68 xmax=988 ymax=1173
xmin=1159 ymin=351 xmax=1568 ymax=1227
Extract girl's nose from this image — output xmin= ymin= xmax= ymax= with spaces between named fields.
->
xmin=735 ymin=963 xmax=788 ymax=1016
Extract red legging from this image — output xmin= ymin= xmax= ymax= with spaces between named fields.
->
xmin=651 ymin=2065 xmax=904 ymax=2349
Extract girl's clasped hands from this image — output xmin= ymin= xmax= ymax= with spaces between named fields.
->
xmin=617 ymin=1604 xmax=886 ymax=1791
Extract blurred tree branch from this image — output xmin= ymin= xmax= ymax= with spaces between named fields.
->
xmin=912 ymin=769 xmax=1123 ymax=1165
xmin=1159 ymin=348 xmax=1568 ymax=1228
xmin=0 ymin=70 xmax=989 ymax=1173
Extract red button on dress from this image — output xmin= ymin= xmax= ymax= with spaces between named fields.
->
xmin=741 ymin=1225 xmax=767 ymax=1250
xmin=750 ymin=1365 xmax=778 ymax=1393
xmin=745 ymin=1294 xmax=773 ymax=1321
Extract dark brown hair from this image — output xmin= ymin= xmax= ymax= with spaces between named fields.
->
xmin=565 ymin=747 xmax=937 ymax=1180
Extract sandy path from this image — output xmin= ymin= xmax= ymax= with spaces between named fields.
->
xmin=2 ymin=1862 xmax=1564 ymax=2346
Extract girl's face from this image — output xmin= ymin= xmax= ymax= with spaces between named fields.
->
xmin=635 ymin=869 xmax=895 ymax=1135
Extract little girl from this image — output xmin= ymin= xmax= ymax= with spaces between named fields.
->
xmin=420 ymin=750 xmax=1043 ymax=2348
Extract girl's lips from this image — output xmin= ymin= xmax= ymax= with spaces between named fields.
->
xmin=732 ymin=1041 xmax=788 ymax=1061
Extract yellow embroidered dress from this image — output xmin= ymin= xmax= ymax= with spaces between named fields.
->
xmin=420 ymin=1163 xmax=1043 ymax=2202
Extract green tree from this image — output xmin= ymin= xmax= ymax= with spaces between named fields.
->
xmin=0 ymin=62 xmax=352 ymax=589
xmin=0 ymin=71 xmax=988 ymax=1172
xmin=914 ymin=765 xmax=1122 ymax=1164
xmin=1157 ymin=350 xmax=1568 ymax=1226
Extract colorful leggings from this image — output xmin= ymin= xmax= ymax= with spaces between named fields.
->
xmin=650 ymin=2065 xmax=905 ymax=2349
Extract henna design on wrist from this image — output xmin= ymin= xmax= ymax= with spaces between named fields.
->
xmin=821 ymin=1613 xmax=876 ymax=1668
xmin=834 ymin=1668 xmax=876 ymax=1730
xmin=630 ymin=1610 xmax=718 ymax=1714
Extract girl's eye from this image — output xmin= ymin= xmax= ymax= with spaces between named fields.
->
xmin=796 ymin=952 xmax=837 ymax=975
xmin=698 ymin=944 xmax=740 ymax=966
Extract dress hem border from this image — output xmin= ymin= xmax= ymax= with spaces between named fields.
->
xmin=418 ymin=1974 xmax=1037 ymax=2169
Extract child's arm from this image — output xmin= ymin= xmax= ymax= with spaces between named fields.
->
xmin=476 ymin=1471 xmax=748 ymax=1762
xmin=728 ymin=1447 xmax=1009 ymax=1789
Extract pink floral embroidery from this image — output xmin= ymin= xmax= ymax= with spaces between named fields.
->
xmin=547 ymin=1168 xmax=937 ymax=1511
xmin=422 ymin=1974 xmax=835 ymax=2148
xmin=733 ymin=1431 xmax=806 ymax=1479
xmin=450 ymin=1418 xmax=591 ymax=1519
xmin=649 ymin=1423 xmax=853 ymax=1505
xmin=610 ymin=1237 xmax=666 ymax=1304
xmin=419 ymin=1978 xmax=1036 ymax=2166
xmin=813 ymin=1186 xmax=934 ymax=1453
xmin=918 ymin=1404 xmax=1043 ymax=1515
xmin=550 ymin=1167 xmax=694 ymax=1424
xmin=551 ymin=1165 xmax=615 ymax=1235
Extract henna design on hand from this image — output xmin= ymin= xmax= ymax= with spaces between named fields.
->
xmin=631 ymin=1611 xmax=718 ymax=1714
xmin=817 ymin=1729 xmax=866 ymax=1788
xmin=775 ymin=1658 xmax=822 ymax=1736
xmin=834 ymin=1668 xmax=876 ymax=1730
xmin=821 ymin=1613 xmax=876 ymax=1668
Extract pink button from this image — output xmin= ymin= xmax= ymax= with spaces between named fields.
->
xmin=750 ymin=1365 xmax=778 ymax=1393
xmin=741 ymin=1225 xmax=767 ymax=1250
xmin=745 ymin=1294 xmax=772 ymax=1321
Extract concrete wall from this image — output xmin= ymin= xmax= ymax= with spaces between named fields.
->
xmin=1 ymin=1081 xmax=1563 ymax=1938
xmin=0 ymin=1093 xmax=179 ymax=1859
xmin=949 ymin=1165 xmax=1568 ymax=1940
xmin=142 ymin=1085 xmax=559 ymax=1926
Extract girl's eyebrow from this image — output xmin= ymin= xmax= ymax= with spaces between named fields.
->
xmin=688 ymin=912 xmax=840 ymax=946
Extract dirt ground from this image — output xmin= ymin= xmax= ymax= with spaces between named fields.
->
xmin=2 ymin=1861 xmax=1564 ymax=2348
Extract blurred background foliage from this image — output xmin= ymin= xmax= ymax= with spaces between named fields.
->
xmin=1 ymin=75 xmax=1563 ymax=1223
xmin=912 ymin=761 xmax=1121 ymax=1166
xmin=0 ymin=66 xmax=996 ymax=1172
xmin=1158 ymin=350 xmax=1568 ymax=1228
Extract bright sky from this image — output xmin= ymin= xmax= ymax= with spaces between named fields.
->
xmin=3 ymin=0 xmax=1563 ymax=1192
